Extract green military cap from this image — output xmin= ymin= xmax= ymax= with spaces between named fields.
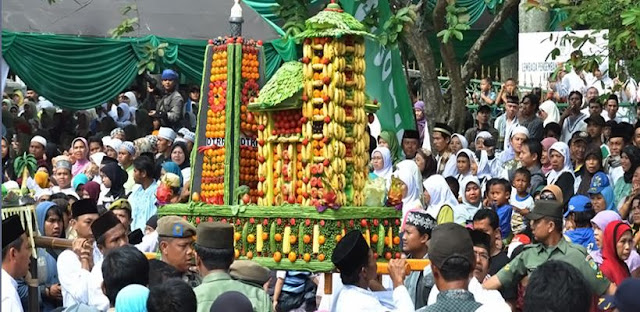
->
xmin=196 ymin=222 xmax=233 ymax=249
xmin=157 ymin=216 xmax=196 ymax=238
xmin=230 ymin=260 xmax=271 ymax=285
xmin=528 ymin=200 xmax=564 ymax=220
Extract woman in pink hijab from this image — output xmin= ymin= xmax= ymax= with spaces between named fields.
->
xmin=540 ymin=137 xmax=558 ymax=175
xmin=71 ymin=137 xmax=90 ymax=176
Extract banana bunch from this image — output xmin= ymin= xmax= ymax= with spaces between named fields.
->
xmin=332 ymin=57 xmax=346 ymax=72
xmin=333 ymin=40 xmax=346 ymax=56
xmin=353 ymin=57 xmax=366 ymax=74
xmin=353 ymin=90 xmax=365 ymax=107
xmin=354 ymin=41 xmax=365 ymax=58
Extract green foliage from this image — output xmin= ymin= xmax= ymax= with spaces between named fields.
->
xmin=436 ymin=3 xmax=471 ymax=44
xmin=534 ymin=0 xmax=640 ymax=78
xmin=137 ymin=42 xmax=169 ymax=75
xmin=253 ymin=61 xmax=304 ymax=107
xmin=109 ymin=4 xmax=139 ymax=39
xmin=274 ymin=0 xmax=310 ymax=39
xmin=379 ymin=4 xmax=419 ymax=47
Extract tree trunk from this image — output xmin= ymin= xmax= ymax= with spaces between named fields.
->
xmin=403 ymin=26 xmax=446 ymax=128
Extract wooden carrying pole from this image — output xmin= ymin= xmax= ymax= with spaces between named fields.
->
xmin=324 ymin=259 xmax=430 ymax=294
xmin=34 ymin=236 xmax=74 ymax=250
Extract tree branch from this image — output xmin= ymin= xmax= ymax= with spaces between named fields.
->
xmin=461 ymin=0 xmax=519 ymax=82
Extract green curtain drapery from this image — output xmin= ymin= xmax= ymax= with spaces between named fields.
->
xmin=1 ymin=31 xmax=297 ymax=110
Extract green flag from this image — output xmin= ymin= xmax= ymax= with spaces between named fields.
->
xmin=342 ymin=0 xmax=415 ymax=134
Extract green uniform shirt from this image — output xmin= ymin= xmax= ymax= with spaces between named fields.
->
xmin=496 ymin=238 xmax=610 ymax=295
xmin=194 ymin=272 xmax=271 ymax=312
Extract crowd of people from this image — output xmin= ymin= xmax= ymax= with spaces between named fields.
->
xmin=2 ymin=64 xmax=640 ymax=312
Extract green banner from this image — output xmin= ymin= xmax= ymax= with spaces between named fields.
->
xmin=342 ymin=0 xmax=415 ymax=134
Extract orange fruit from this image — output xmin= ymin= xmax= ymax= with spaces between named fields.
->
xmin=303 ymin=253 xmax=311 ymax=262
xmin=274 ymin=233 xmax=282 ymax=242
xmin=247 ymin=234 xmax=256 ymax=244
xmin=318 ymin=235 xmax=326 ymax=245
xmin=288 ymin=252 xmax=297 ymax=263
xmin=262 ymin=232 xmax=268 ymax=241
xmin=273 ymin=251 xmax=282 ymax=263
xmin=246 ymin=251 xmax=253 ymax=259
xmin=234 ymin=232 xmax=241 ymax=242
xmin=317 ymin=254 xmax=325 ymax=262
xmin=335 ymin=235 xmax=342 ymax=242
xmin=371 ymin=234 xmax=378 ymax=244
xmin=393 ymin=236 xmax=400 ymax=245
xmin=290 ymin=235 xmax=297 ymax=244
xmin=191 ymin=192 xmax=200 ymax=202
xmin=234 ymin=249 xmax=240 ymax=259
xmin=303 ymin=234 xmax=311 ymax=244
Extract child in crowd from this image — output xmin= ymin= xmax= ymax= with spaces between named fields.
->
xmin=473 ymin=77 xmax=497 ymax=106
xmin=510 ymin=168 xmax=534 ymax=236
xmin=520 ymin=140 xmax=545 ymax=195
xmin=485 ymin=178 xmax=513 ymax=242
xmin=563 ymin=195 xmax=597 ymax=252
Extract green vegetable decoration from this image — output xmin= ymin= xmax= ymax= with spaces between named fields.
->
xmin=269 ymin=222 xmax=277 ymax=252
xmin=13 ymin=153 xmax=37 ymax=196
xmin=241 ymin=221 xmax=249 ymax=254
xmin=377 ymin=224 xmax=385 ymax=256
xmin=236 ymin=185 xmax=251 ymax=205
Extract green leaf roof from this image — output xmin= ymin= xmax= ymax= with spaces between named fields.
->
xmin=295 ymin=2 xmax=374 ymax=39
xmin=251 ymin=61 xmax=303 ymax=108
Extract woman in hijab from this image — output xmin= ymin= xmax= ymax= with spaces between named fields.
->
xmin=392 ymin=160 xmax=423 ymax=228
xmin=538 ymin=184 xmax=564 ymax=203
xmin=614 ymin=145 xmax=640 ymax=205
xmin=33 ymin=201 xmax=64 ymax=311
xmin=161 ymin=162 xmax=184 ymax=190
xmin=115 ymin=284 xmax=149 ymax=312
xmin=540 ymin=137 xmax=558 ymax=175
xmin=453 ymin=176 xmax=483 ymax=225
xmin=378 ymin=130 xmax=402 ymax=165
xmin=449 ymin=134 xmax=468 ymax=155
xmin=474 ymin=131 xmax=492 ymax=151
xmin=600 ymin=221 xmax=633 ymax=285
xmin=171 ymin=142 xmax=191 ymax=186
xmin=588 ymin=172 xmax=616 ymax=213
xmin=370 ymin=146 xmax=393 ymax=181
xmin=423 ymin=174 xmax=458 ymax=224
xmin=70 ymin=137 xmax=90 ymax=176
xmin=454 ymin=149 xmax=476 ymax=183
xmin=538 ymin=100 xmax=560 ymax=127
xmin=575 ymin=146 xmax=605 ymax=195
xmin=546 ymin=141 xmax=574 ymax=203
xmin=123 ymin=91 xmax=139 ymax=109
xmin=80 ymin=181 xmax=101 ymax=204
xmin=590 ymin=211 xmax=640 ymax=277
xmin=414 ymin=101 xmax=427 ymax=143
xmin=210 ymin=291 xmax=254 ymax=312
xmin=2 ymin=136 xmax=16 ymax=181
xmin=100 ymin=162 xmax=128 ymax=206
xmin=491 ymin=126 xmax=529 ymax=180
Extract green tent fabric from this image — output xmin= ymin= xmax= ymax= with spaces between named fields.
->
xmin=1 ymin=31 xmax=297 ymax=110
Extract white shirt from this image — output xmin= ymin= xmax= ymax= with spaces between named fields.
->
xmin=2 ymin=269 xmax=23 ymax=312
xmin=427 ymin=278 xmax=510 ymax=311
xmin=58 ymin=249 xmax=92 ymax=307
xmin=331 ymin=285 xmax=414 ymax=312
xmin=562 ymin=70 xmax=587 ymax=95
xmin=610 ymin=165 xmax=625 ymax=185
xmin=560 ymin=113 xmax=587 ymax=143
xmin=88 ymin=259 xmax=110 ymax=311
xmin=135 ymin=231 xmax=159 ymax=253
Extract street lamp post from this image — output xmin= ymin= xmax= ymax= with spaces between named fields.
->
xmin=229 ymin=0 xmax=244 ymax=37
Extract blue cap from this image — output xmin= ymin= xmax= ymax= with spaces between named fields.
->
xmin=161 ymin=69 xmax=178 ymax=80
xmin=564 ymin=195 xmax=592 ymax=218
xmin=598 ymin=278 xmax=640 ymax=311
xmin=587 ymin=172 xmax=611 ymax=194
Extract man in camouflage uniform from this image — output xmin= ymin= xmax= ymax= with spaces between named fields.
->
xmin=156 ymin=216 xmax=202 ymax=287
xmin=483 ymin=200 xmax=616 ymax=298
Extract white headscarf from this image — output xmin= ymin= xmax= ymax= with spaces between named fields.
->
xmin=372 ymin=147 xmax=393 ymax=180
xmin=539 ymin=100 xmax=560 ymax=126
xmin=454 ymin=148 xmax=477 ymax=179
xmin=453 ymin=176 xmax=483 ymax=224
xmin=124 ymin=91 xmax=139 ymax=109
xmin=423 ymin=174 xmax=458 ymax=219
xmin=546 ymin=141 xmax=573 ymax=185
xmin=393 ymin=160 xmax=424 ymax=226
xmin=451 ymin=133 xmax=469 ymax=151
xmin=475 ymin=131 xmax=492 ymax=146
